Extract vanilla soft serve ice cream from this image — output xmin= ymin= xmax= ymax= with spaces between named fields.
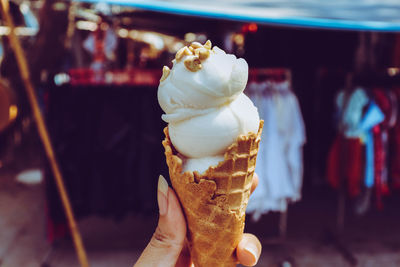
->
xmin=158 ymin=40 xmax=260 ymax=173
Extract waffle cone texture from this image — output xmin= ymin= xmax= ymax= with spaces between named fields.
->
xmin=162 ymin=120 xmax=263 ymax=267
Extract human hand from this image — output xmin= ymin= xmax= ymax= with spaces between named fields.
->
xmin=134 ymin=174 xmax=262 ymax=267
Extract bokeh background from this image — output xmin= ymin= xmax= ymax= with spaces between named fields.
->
xmin=1 ymin=1 xmax=400 ymax=266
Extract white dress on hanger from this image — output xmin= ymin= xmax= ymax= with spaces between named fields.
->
xmin=246 ymin=81 xmax=306 ymax=221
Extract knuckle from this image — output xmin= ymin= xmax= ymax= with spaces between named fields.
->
xmin=149 ymin=226 xmax=182 ymax=250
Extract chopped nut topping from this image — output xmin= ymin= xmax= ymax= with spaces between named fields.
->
xmin=184 ymin=57 xmax=202 ymax=72
xmin=204 ymin=40 xmax=212 ymax=50
xmin=160 ymin=66 xmax=170 ymax=82
xmin=184 ymin=47 xmax=192 ymax=55
xmin=173 ymin=41 xmax=213 ymax=72
xmin=194 ymin=48 xmax=200 ymax=57
xmin=190 ymin=42 xmax=203 ymax=49
xmin=195 ymin=47 xmax=210 ymax=61
xmin=175 ymin=47 xmax=191 ymax=61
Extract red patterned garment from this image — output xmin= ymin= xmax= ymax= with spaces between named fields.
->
xmin=372 ymin=89 xmax=394 ymax=209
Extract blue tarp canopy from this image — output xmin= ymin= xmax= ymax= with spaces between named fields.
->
xmin=77 ymin=0 xmax=400 ymax=32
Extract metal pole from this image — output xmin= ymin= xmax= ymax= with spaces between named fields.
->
xmin=279 ymin=210 xmax=288 ymax=239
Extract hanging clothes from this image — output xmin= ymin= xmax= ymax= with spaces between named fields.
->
xmin=246 ymin=80 xmax=306 ymax=221
xmin=327 ymin=88 xmax=385 ymax=194
xmin=325 ymin=86 xmax=400 ymax=212
xmin=360 ymin=102 xmax=386 ymax=188
xmin=372 ymin=89 xmax=396 ymax=209
xmin=327 ymin=135 xmax=364 ymax=197
xmin=328 ymin=88 xmax=369 ymax=197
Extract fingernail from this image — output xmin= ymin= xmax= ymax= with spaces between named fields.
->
xmin=157 ymin=175 xmax=169 ymax=216
xmin=244 ymin=243 xmax=259 ymax=264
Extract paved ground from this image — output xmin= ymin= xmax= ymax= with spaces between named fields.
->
xmin=1 ymin=128 xmax=400 ymax=267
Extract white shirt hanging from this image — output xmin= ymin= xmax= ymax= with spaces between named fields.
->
xmin=246 ymin=81 xmax=306 ymax=221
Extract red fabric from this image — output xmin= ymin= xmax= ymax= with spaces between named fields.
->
xmin=327 ymin=135 xmax=364 ymax=197
xmin=372 ymin=89 xmax=392 ymax=209
xmin=327 ymin=136 xmax=341 ymax=190
xmin=373 ymin=89 xmax=392 ymax=126
xmin=373 ymin=125 xmax=388 ymax=210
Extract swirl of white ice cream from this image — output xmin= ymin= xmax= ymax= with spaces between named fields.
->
xmin=158 ymin=45 xmax=260 ymax=173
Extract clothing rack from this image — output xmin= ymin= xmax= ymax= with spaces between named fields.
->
xmin=328 ymin=67 xmax=400 ymax=266
xmin=335 ymin=68 xmax=400 ymax=228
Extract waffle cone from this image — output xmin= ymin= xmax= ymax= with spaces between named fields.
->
xmin=162 ymin=120 xmax=263 ymax=267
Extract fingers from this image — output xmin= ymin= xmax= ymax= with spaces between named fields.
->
xmin=250 ymin=173 xmax=259 ymax=195
xmin=236 ymin=233 xmax=262 ymax=266
xmin=135 ymin=175 xmax=187 ymax=267
xmin=135 ymin=174 xmax=261 ymax=267
xmin=240 ymin=175 xmax=260 ymax=266
xmin=175 ymin=241 xmax=193 ymax=267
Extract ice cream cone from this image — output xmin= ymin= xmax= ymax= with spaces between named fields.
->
xmin=162 ymin=120 xmax=263 ymax=267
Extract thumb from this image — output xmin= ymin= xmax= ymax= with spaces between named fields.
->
xmin=135 ymin=175 xmax=187 ymax=267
